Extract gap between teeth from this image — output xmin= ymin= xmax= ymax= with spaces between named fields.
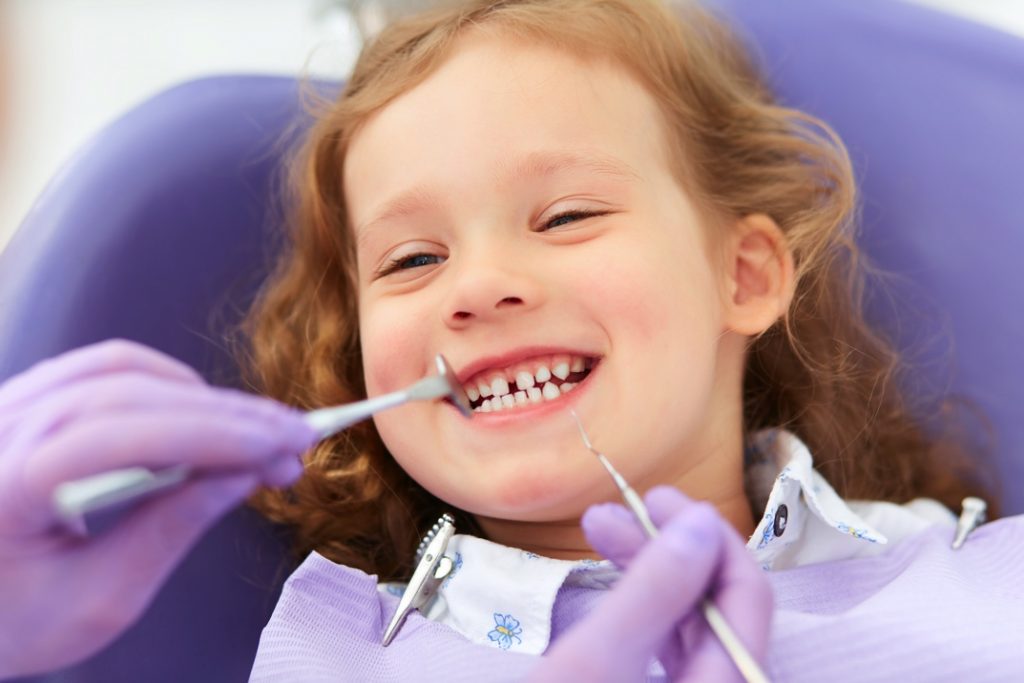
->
xmin=474 ymin=380 xmax=577 ymax=413
xmin=468 ymin=357 xmax=587 ymax=403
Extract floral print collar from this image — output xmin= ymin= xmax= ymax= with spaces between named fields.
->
xmin=378 ymin=429 xmax=952 ymax=655
xmin=744 ymin=429 xmax=888 ymax=570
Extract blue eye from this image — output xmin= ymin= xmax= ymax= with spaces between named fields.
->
xmin=379 ymin=252 xmax=442 ymax=277
xmin=542 ymin=209 xmax=606 ymax=231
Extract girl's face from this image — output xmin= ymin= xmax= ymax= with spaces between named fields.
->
xmin=346 ymin=33 xmax=745 ymax=541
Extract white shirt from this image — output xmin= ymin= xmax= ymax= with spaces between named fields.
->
xmin=379 ymin=429 xmax=959 ymax=655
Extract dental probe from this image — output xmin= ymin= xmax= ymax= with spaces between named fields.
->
xmin=569 ymin=410 xmax=771 ymax=683
xmin=53 ymin=355 xmax=471 ymax=536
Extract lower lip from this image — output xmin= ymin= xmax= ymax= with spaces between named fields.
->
xmin=454 ymin=363 xmax=599 ymax=428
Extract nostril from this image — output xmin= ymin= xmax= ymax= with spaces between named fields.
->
xmin=452 ymin=311 xmax=472 ymax=321
xmin=496 ymin=297 xmax=523 ymax=308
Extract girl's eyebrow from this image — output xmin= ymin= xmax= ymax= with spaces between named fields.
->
xmin=355 ymin=150 xmax=640 ymax=242
xmin=504 ymin=150 xmax=642 ymax=186
xmin=356 ymin=185 xmax=442 ymax=247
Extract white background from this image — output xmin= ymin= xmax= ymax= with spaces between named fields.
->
xmin=1 ymin=0 xmax=1022 ymax=254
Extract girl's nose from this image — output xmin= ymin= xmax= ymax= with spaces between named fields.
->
xmin=441 ymin=249 xmax=546 ymax=328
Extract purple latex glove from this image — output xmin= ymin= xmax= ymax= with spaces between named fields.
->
xmin=0 ymin=339 xmax=317 ymax=678
xmin=532 ymin=486 xmax=773 ymax=682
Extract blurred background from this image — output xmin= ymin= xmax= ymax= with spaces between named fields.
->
xmin=1 ymin=0 xmax=1023 ymax=253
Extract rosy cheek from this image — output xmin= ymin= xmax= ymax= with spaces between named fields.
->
xmin=359 ymin=300 xmax=427 ymax=395
xmin=564 ymin=253 xmax=668 ymax=340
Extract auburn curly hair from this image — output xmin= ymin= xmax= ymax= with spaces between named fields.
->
xmin=237 ymin=0 xmax=998 ymax=581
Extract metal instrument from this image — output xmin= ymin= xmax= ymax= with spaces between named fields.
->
xmin=569 ymin=410 xmax=771 ymax=683
xmin=53 ymin=355 xmax=471 ymax=536
xmin=951 ymin=496 xmax=987 ymax=550
xmin=382 ymin=513 xmax=457 ymax=646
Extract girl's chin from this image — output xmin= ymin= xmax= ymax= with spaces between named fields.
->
xmin=441 ymin=475 xmax=607 ymax=521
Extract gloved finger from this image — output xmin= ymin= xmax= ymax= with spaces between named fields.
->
xmin=9 ymin=372 xmax=305 ymax=440
xmin=582 ymin=488 xmax=701 ymax=568
xmin=642 ymin=487 xmax=772 ymax=681
xmin=51 ymin=471 xmax=260 ymax=670
xmin=14 ymin=410 xmax=314 ymax=528
xmin=535 ymin=503 xmax=724 ymax=682
xmin=26 ymin=408 xmax=315 ymax=484
xmin=678 ymin=518 xmax=773 ymax=681
xmin=0 ymin=339 xmax=202 ymax=411
xmin=581 ymin=502 xmax=658 ymax=567
xmin=655 ymin=609 xmax=702 ymax=677
xmin=258 ymin=452 xmax=307 ymax=489
xmin=645 ymin=485 xmax=695 ymax=527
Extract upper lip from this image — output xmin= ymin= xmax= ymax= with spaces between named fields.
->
xmin=454 ymin=345 xmax=601 ymax=384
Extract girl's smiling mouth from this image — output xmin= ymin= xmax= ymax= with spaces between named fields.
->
xmin=458 ymin=353 xmax=599 ymax=414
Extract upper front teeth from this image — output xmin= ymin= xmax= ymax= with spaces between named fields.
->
xmin=552 ymin=361 xmax=570 ymax=380
xmin=465 ymin=354 xmax=593 ymax=413
xmin=473 ymin=381 xmax=576 ymax=412
xmin=515 ymin=371 xmax=535 ymax=390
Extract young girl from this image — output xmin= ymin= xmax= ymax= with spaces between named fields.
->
xmin=234 ymin=0 xmax=1021 ymax=680
xmin=2 ymin=0 xmax=1020 ymax=680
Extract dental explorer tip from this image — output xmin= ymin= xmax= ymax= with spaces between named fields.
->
xmin=569 ymin=409 xmax=596 ymax=451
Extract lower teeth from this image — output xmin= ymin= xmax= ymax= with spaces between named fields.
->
xmin=473 ymin=371 xmax=588 ymax=413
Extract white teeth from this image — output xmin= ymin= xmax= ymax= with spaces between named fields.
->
xmin=491 ymin=377 xmax=509 ymax=397
xmin=552 ymin=361 xmax=570 ymax=380
xmin=535 ymin=365 xmax=551 ymax=383
xmin=515 ymin=370 xmax=535 ymax=390
xmin=470 ymin=356 xmax=592 ymax=413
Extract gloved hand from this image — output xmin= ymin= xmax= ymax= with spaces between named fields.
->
xmin=532 ymin=486 xmax=773 ymax=682
xmin=0 ymin=340 xmax=317 ymax=679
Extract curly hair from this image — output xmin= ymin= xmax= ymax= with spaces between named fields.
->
xmin=237 ymin=0 xmax=997 ymax=580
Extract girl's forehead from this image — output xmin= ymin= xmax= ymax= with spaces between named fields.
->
xmin=343 ymin=34 xmax=673 ymax=225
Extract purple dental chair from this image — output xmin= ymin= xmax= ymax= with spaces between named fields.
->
xmin=1 ymin=0 xmax=1022 ymax=679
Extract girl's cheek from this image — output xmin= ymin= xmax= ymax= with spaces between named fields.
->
xmin=359 ymin=299 xmax=428 ymax=395
xmin=563 ymin=250 xmax=673 ymax=339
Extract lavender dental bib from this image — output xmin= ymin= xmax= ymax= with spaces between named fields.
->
xmin=250 ymin=516 xmax=1024 ymax=682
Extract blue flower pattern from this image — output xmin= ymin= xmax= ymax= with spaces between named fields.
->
xmin=487 ymin=613 xmax=523 ymax=650
xmin=442 ymin=551 xmax=464 ymax=587
xmin=757 ymin=509 xmax=776 ymax=550
xmin=835 ymin=522 xmax=878 ymax=542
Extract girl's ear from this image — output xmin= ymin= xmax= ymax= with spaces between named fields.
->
xmin=720 ymin=213 xmax=795 ymax=336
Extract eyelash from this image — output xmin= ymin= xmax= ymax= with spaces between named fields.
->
xmin=542 ymin=208 xmax=606 ymax=231
xmin=376 ymin=209 xmax=607 ymax=277
xmin=377 ymin=252 xmax=442 ymax=277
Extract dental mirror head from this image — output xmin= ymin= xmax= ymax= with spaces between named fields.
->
xmin=435 ymin=354 xmax=472 ymax=417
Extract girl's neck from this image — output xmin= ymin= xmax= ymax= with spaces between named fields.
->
xmin=474 ymin=486 xmax=755 ymax=561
